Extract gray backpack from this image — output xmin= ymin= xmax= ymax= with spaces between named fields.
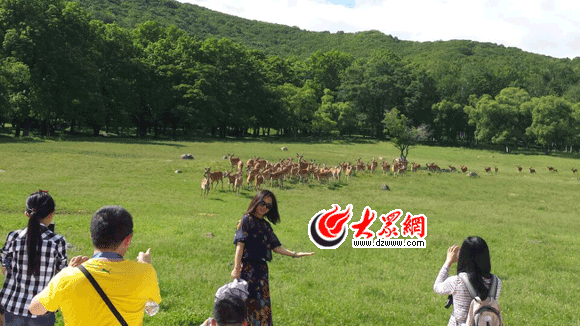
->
xmin=458 ymin=273 xmax=503 ymax=326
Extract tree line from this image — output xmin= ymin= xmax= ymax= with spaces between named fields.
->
xmin=1 ymin=0 xmax=579 ymax=153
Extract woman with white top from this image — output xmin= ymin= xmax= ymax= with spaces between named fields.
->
xmin=433 ymin=236 xmax=502 ymax=326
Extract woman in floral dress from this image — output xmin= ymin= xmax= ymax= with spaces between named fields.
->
xmin=231 ymin=190 xmax=314 ymax=326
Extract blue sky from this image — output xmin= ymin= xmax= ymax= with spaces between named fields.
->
xmin=177 ymin=0 xmax=580 ymax=59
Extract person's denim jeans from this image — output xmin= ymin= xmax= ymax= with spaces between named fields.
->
xmin=3 ymin=311 xmax=55 ymax=326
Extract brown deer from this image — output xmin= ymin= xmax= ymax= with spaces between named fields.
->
xmin=411 ymin=163 xmax=421 ymax=172
xmin=345 ymin=166 xmax=353 ymax=181
xmin=229 ymin=154 xmax=241 ymax=169
xmin=255 ymin=174 xmax=265 ymax=191
xmin=224 ymin=171 xmax=242 ymax=191
xmin=204 ymin=167 xmax=224 ymax=189
xmin=381 ymin=161 xmax=391 ymax=174
xmin=233 ymin=174 xmax=243 ymax=196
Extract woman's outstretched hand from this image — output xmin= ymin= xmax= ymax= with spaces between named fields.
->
xmin=445 ymin=245 xmax=459 ymax=267
xmin=295 ymin=252 xmax=315 ymax=258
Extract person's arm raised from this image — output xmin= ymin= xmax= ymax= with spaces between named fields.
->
xmin=273 ymin=246 xmax=314 ymax=258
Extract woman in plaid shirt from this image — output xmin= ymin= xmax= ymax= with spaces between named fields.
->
xmin=0 ymin=191 xmax=67 ymax=326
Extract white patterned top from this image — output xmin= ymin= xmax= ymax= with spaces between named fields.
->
xmin=433 ymin=264 xmax=502 ymax=326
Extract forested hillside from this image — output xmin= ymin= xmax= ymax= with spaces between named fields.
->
xmin=73 ymin=0 xmax=580 ymax=99
xmin=1 ymin=0 xmax=579 ymax=153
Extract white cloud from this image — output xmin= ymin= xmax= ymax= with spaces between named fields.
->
xmin=176 ymin=0 xmax=580 ymax=58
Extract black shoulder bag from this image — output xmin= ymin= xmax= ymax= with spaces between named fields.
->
xmin=77 ymin=265 xmax=129 ymax=326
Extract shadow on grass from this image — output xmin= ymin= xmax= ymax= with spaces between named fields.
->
xmin=0 ymin=134 xmax=187 ymax=148
xmin=421 ymin=141 xmax=580 ymax=159
xmin=238 ymin=192 xmax=255 ymax=200
xmin=510 ymin=149 xmax=580 ymax=159
xmin=0 ymin=135 xmax=45 ymax=143
xmin=326 ymin=182 xmax=346 ymax=191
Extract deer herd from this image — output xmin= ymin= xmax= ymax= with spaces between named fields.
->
xmin=199 ymin=153 xmax=578 ymax=198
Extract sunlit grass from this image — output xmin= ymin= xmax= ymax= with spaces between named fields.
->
xmin=1 ymin=138 xmax=579 ymax=325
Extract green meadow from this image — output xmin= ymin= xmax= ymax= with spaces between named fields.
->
xmin=1 ymin=138 xmax=579 ymax=325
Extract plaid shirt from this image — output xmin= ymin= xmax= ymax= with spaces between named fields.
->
xmin=0 ymin=224 xmax=67 ymax=317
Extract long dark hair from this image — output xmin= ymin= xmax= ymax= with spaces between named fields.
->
xmin=457 ymin=236 xmax=492 ymax=300
xmin=245 ymin=189 xmax=280 ymax=225
xmin=25 ymin=190 xmax=55 ymax=276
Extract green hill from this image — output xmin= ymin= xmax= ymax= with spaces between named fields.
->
xmin=73 ymin=0 xmax=580 ymax=101
xmin=71 ymin=0 xmax=546 ymax=59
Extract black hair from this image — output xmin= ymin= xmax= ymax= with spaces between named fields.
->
xmin=245 ymin=189 xmax=280 ymax=225
xmin=90 ymin=206 xmax=133 ymax=250
xmin=25 ymin=190 xmax=55 ymax=276
xmin=457 ymin=236 xmax=492 ymax=300
xmin=213 ymin=296 xmax=246 ymax=326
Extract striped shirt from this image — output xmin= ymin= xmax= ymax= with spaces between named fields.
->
xmin=0 ymin=224 xmax=67 ymax=317
xmin=433 ymin=264 xmax=502 ymax=326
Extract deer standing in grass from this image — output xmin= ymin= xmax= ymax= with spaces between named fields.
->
xmin=224 ymin=171 xmax=242 ymax=191
xmin=345 ymin=166 xmax=353 ymax=181
xmin=255 ymin=174 xmax=265 ymax=191
xmin=233 ymin=174 xmax=243 ymax=196
xmin=370 ymin=157 xmax=378 ymax=174
xmin=204 ymin=167 xmax=224 ymax=190
xmin=201 ymin=177 xmax=210 ymax=198
xmin=381 ymin=161 xmax=390 ymax=174
xmin=229 ymin=154 xmax=241 ymax=169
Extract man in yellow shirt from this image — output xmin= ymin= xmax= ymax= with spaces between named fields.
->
xmin=29 ymin=206 xmax=161 ymax=326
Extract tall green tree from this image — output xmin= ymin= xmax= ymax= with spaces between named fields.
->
xmin=0 ymin=58 xmax=33 ymax=136
xmin=464 ymin=87 xmax=532 ymax=152
xmin=431 ymin=100 xmax=470 ymax=142
xmin=306 ymin=50 xmax=353 ymax=98
xmin=312 ymin=88 xmax=358 ymax=137
xmin=90 ymin=21 xmax=140 ymax=135
xmin=526 ymin=95 xmax=576 ymax=152
xmin=383 ymin=108 xmax=430 ymax=160
xmin=339 ymin=52 xmax=409 ymax=138
xmin=276 ymin=81 xmax=317 ymax=135
xmin=0 ymin=0 xmax=100 ymax=135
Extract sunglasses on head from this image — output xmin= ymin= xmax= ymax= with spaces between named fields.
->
xmin=258 ymin=201 xmax=273 ymax=209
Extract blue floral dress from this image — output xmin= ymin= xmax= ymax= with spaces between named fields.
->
xmin=234 ymin=214 xmax=281 ymax=326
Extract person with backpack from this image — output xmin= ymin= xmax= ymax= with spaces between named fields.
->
xmin=0 ymin=190 xmax=67 ymax=326
xmin=433 ymin=236 xmax=503 ymax=326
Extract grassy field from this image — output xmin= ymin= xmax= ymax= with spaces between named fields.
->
xmin=0 ymin=137 xmax=579 ymax=325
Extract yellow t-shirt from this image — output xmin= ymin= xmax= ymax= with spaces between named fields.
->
xmin=37 ymin=259 xmax=161 ymax=326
